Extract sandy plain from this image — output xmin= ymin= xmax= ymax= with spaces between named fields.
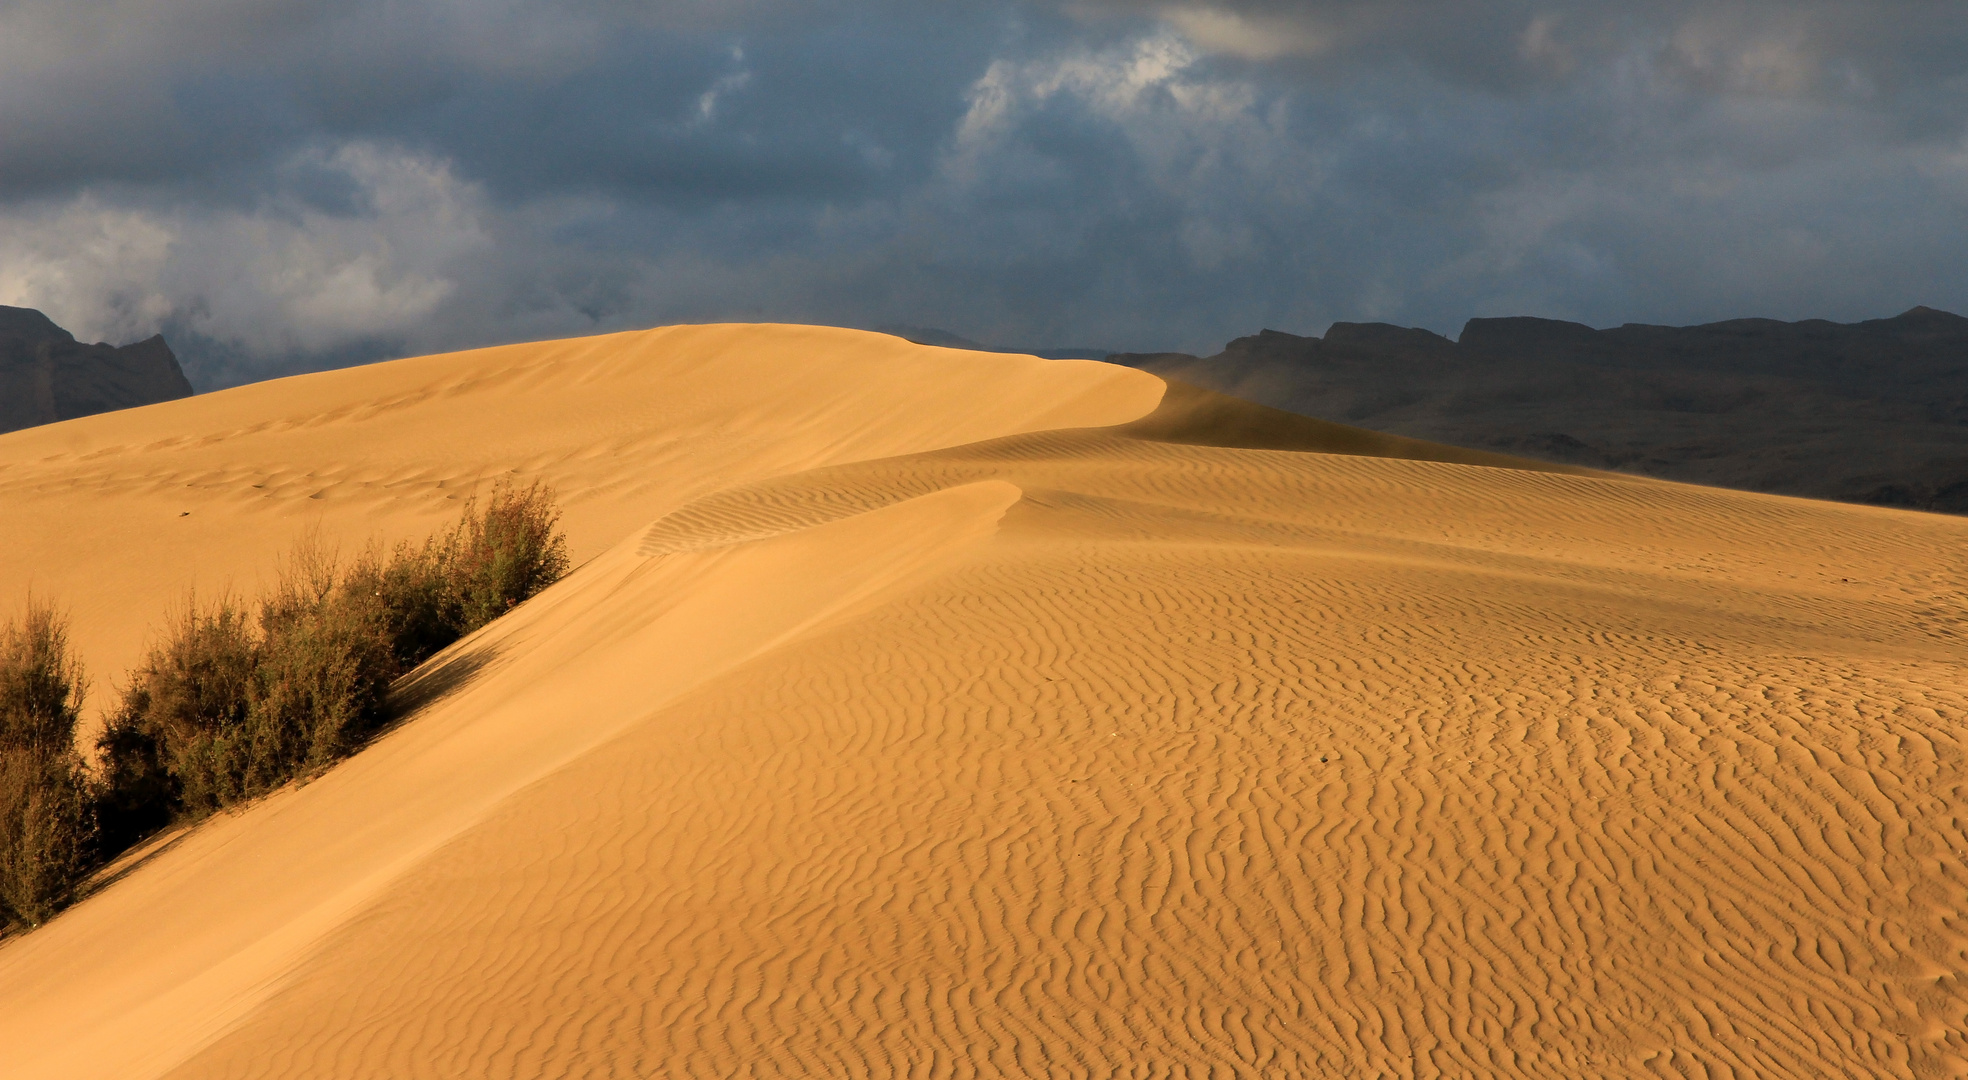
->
xmin=0 ymin=323 xmax=1964 ymax=1078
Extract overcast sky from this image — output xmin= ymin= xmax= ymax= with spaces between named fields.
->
xmin=2 ymin=1 xmax=1965 ymax=386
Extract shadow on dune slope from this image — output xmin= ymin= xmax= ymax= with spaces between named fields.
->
xmin=636 ymin=376 xmax=1612 ymax=560
xmin=1115 ymin=380 xmax=1601 ymax=473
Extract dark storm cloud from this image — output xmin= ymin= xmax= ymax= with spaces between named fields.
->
xmin=1 ymin=0 xmax=1965 ymax=387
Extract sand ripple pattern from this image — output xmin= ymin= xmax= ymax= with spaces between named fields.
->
xmin=165 ymin=433 xmax=1968 ymax=1080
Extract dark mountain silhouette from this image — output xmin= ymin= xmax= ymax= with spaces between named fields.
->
xmin=1112 ymin=307 xmax=1968 ymax=513
xmin=0 ymin=306 xmax=193 ymax=434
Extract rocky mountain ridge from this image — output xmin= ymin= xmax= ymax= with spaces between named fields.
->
xmin=0 ymin=306 xmax=193 ymax=434
xmin=1114 ymin=307 xmax=1968 ymax=512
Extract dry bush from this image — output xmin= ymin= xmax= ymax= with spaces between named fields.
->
xmin=0 ymin=600 xmax=86 ymax=757
xmin=345 ymin=538 xmax=455 ymax=672
xmin=446 ymin=480 xmax=571 ymax=635
xmin=123 ymin=596 xmax=258 ymax=816
xmin=9 ymin=483 xmax=572 ymax=932
xmin=250 ymin=538 xmax=395 ymax=778
xmin=116 ymin=548 xmax=399 ymax=817
xmin=92 ymin=688 xmax=174 ymax=857
xmin=0 ymin=753 xmax=90 ymax=929
xmin=0 ymin=600 xmax=92 ymax=930
xmin=99 ymin=481 xmax=570 ymax=836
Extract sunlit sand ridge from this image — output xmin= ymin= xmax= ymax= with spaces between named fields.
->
xmin=0 ymin=325 xmax=1964 ymax=1078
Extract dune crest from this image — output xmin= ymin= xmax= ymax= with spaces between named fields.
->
xmin=0 ymin=323 xmax=1160 ymax=714
xmin=1 ymin=325 xmax=1964 ymax=1078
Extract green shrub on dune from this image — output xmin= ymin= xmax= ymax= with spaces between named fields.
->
xmin=446 ymin=480 xmax=570 ymax=635
xmin=252 ymin=552 xmax=397 ymax=782
xmin=0 ymin=601 xmax=93 ymax=930
xmin=0 ymin=754 xmax=90 ymax=929
xmin=343 ymin=478 xmax=570 ymax=670
xmin=112 ymin=598 xmax=257 ymax=817
xmin=1 ymin=479 xmax=571 ymax=935
xmin=104 ymin=480 xmax=570 ymax=825
xmin=350 ymin=539 xmax=456 ymax=674
xmin=91 ymin=688 xmax=174 ymax=858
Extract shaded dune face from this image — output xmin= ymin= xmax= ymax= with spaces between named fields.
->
xmin=1 ymin=326 xmax=1965 ymax=1079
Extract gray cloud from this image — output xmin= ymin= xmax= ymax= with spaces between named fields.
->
xmin=0 ymin=0 xmax=1964 ymax=387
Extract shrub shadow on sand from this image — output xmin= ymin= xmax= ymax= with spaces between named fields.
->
xmin=382 ymin=644 xmax=503 ymax=731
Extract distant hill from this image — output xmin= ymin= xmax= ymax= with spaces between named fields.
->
xmin=0 ymin=306 xmax=192 ymax=434
xmin=1112 ymin=306 xmax=1968 ymax=513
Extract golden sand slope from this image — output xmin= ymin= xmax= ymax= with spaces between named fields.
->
xmin=0 ymin=323 xmax=1162 ymax=704
xmin=1 ymin=326 xmax=1965 ymax=1079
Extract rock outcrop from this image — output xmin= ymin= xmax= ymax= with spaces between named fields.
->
xmin=0 ymin=306 xmax=193 ymax=434
xmin=1114 ymin=307 xmax=1968 ymax=513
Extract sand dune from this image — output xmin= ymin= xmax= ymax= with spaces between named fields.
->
xmin=0 ymin=324 xmax=1158 ymax=720
xmin=1 ymin=325 xmax=1965 ymax=1078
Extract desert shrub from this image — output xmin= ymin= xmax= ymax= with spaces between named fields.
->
xmin=124 ymin=597 xmax=258 ymax=816
xmin=248 ymin=543 xmax=396 ymax=780
xmin=0 ymin=753 xmax=91 ymax=929
xmin=346 ymin=539 xmax=455 ymax=672
xmin=99 ymin=480 xmax=569 ymax=835
xmin=445 ymin=480 xmax=570 ymax=636
xmin=92 ymin=688 xmax=174 ymax=857
xmin=0 ymin=600 xmax=87 ymax=758
xmin=115 ymin=553 xmax=400 ymax=817
xmin=335 ymin=480 xmax=569 ymax=670
xmin=0 ymin=601 xmax=92 ymax=930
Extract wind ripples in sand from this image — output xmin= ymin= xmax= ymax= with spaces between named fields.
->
xmin=171 ymin=434 xmax=1968 ymax=1079
xmin=5 ymin=328 xmax=1965 ymax=1079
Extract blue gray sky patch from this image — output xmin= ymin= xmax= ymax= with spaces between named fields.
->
xmin=2 ymin=1 xmax=1963 ymax=387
